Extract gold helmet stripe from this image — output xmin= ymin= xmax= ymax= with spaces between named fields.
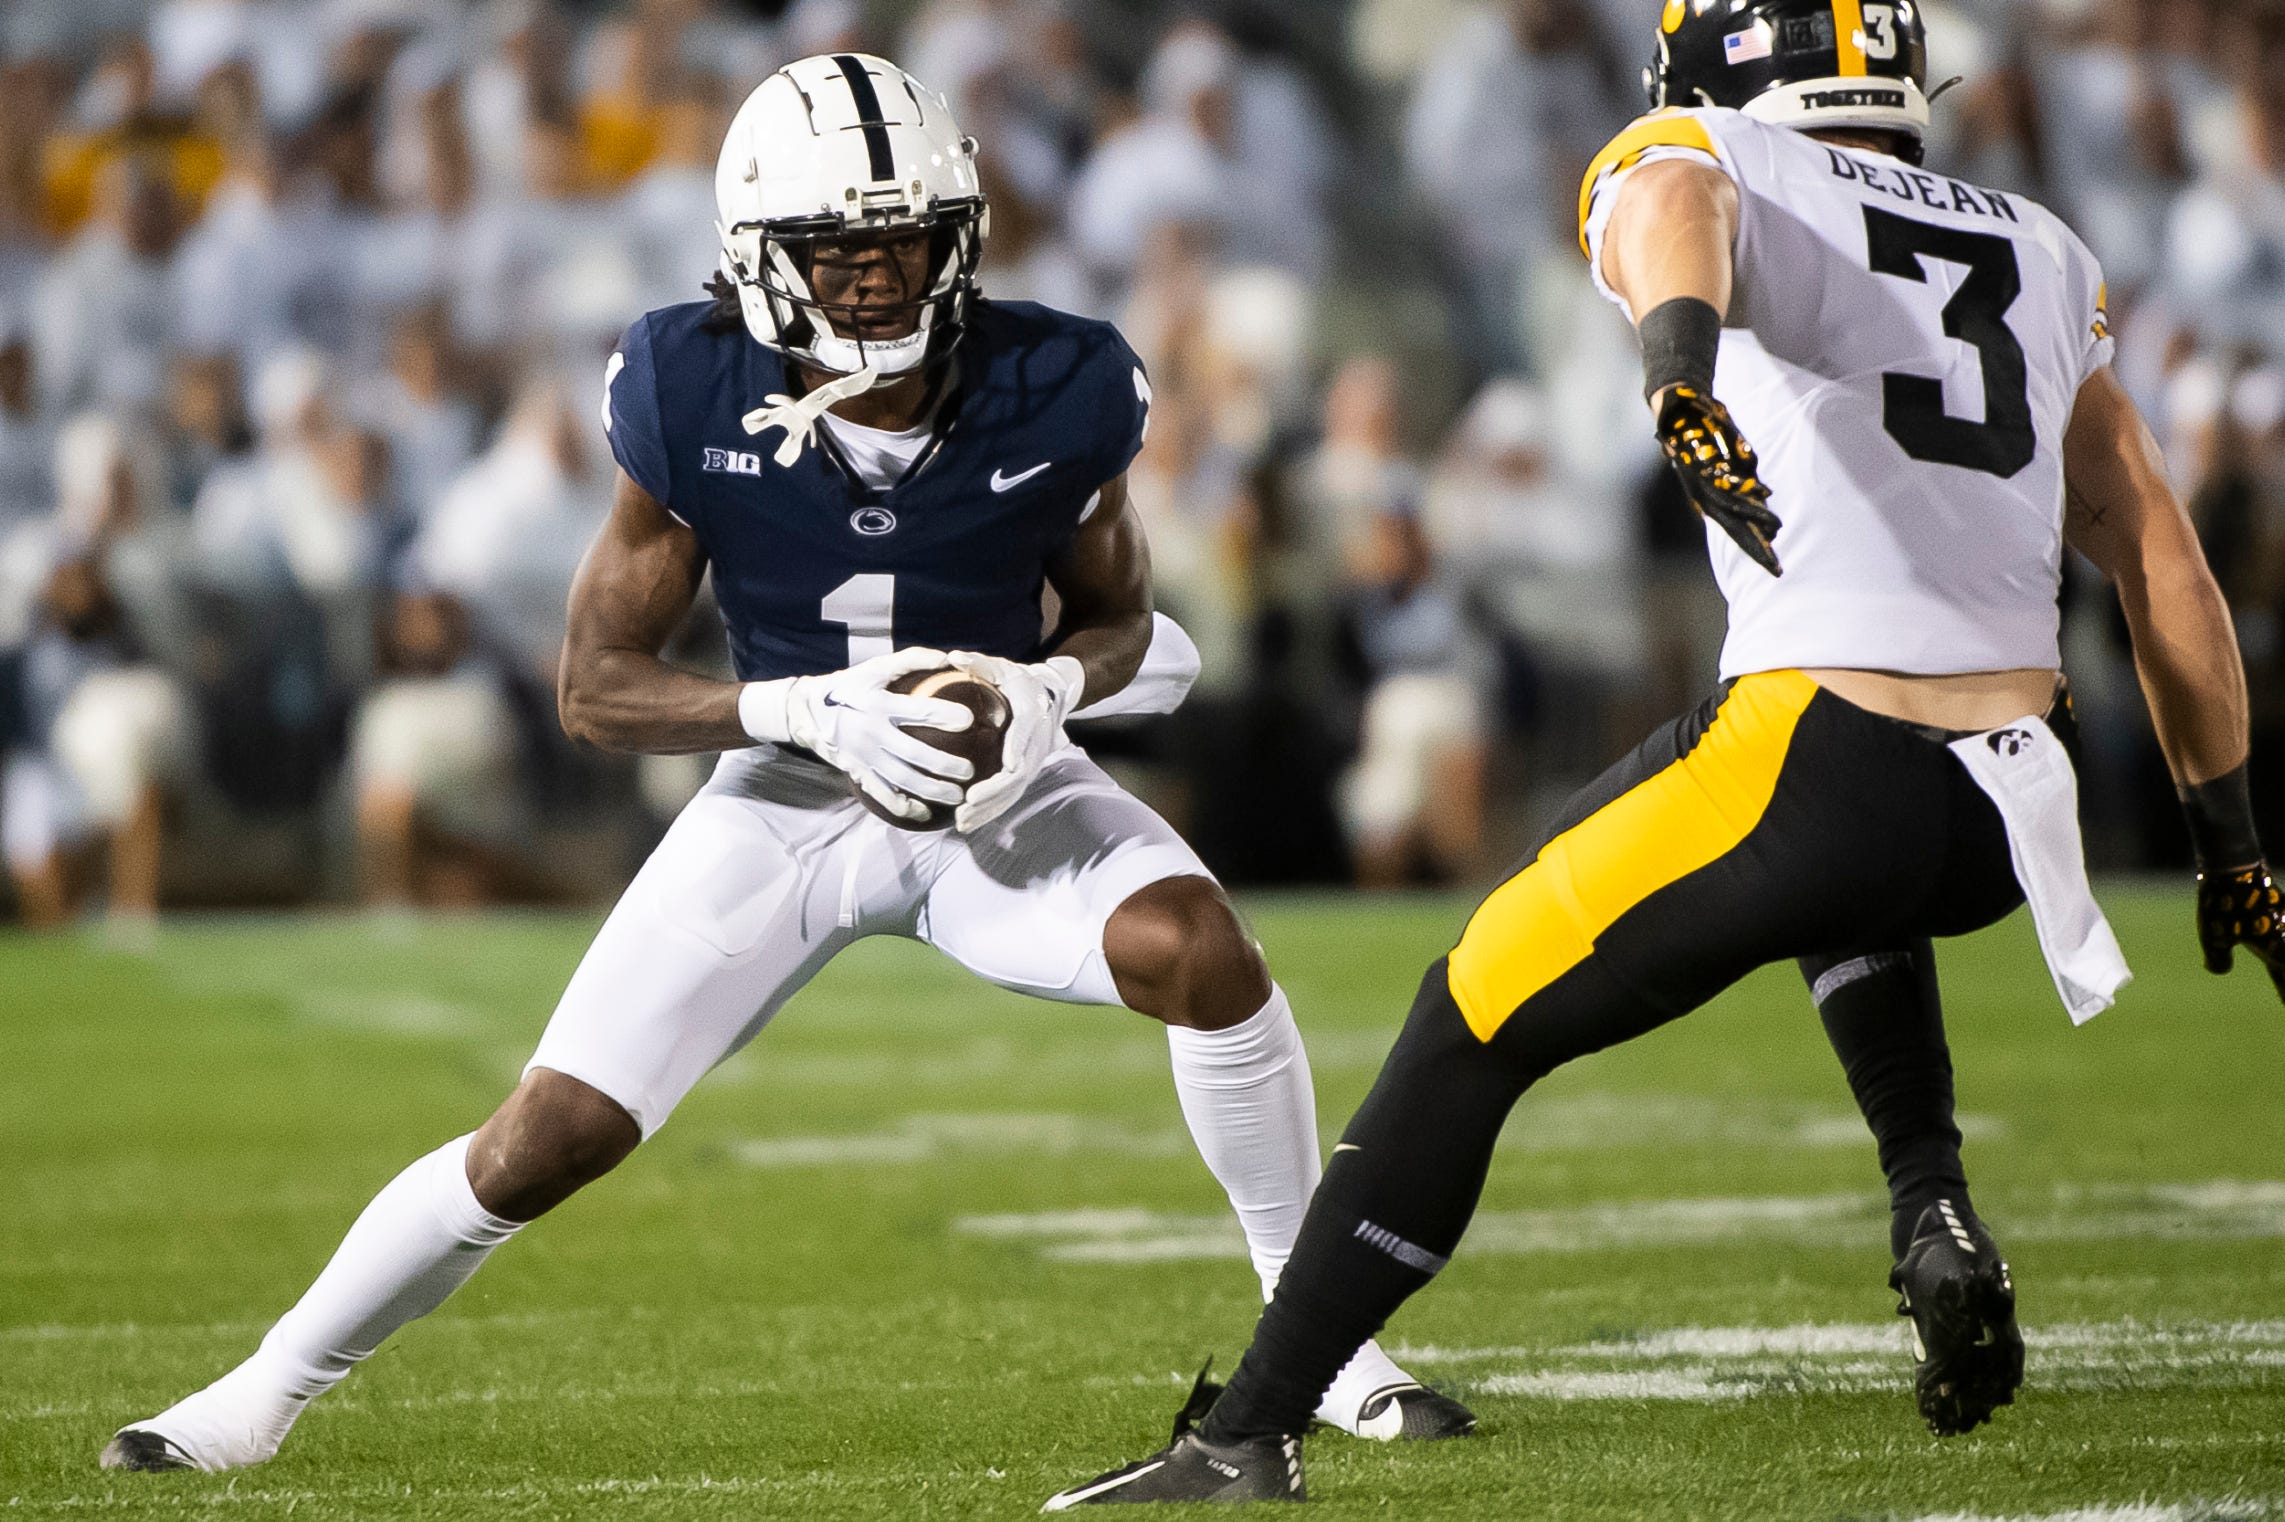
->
xmin=1832 ymin=0 xmax=1869 ymax=75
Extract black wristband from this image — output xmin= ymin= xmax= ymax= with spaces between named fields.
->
xmin=1638 ymin=296 xmax=1722 ymax=402
xmin=2180 ymin=762 xmax=2264 ymax=872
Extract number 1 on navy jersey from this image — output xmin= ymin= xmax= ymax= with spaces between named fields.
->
xmin=822 ymin=574 xmax=895 ymax=663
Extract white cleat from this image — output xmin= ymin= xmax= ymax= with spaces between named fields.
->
xmin=100 ymin=1361 xmax=310 ymax=1473
xmin=1312 ymin=1341 xmax=1476 ymax=1441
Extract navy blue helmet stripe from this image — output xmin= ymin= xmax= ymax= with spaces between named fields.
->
xmin=832 ymin=54 xmax=896 ymax=184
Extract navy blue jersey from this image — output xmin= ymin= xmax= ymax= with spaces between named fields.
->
xmin=603 ymin=298 xmax=1151 ymax=681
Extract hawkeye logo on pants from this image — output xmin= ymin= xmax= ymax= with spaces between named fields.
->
xmin=703 ymin=447 xmax=764 ymax=476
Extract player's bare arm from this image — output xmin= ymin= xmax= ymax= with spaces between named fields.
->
xmin=2060 ymin=366 xmax=2248 ymax=790
xmin=1598 ymin=157 xmax=1737 ymax=324
xmin=1040 ymin=472 xmax=1153 ymax=709
xmin=1598 ymin=156 xmax=1783 ymax=576
xmin=2063 ymin=365 xmax=2283 ymax=995
xmin=557 ymin=470 xmax=744 ymax=756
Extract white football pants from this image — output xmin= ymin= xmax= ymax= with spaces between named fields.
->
xmin=528 ymin=743 xmax=1217 ymax=1136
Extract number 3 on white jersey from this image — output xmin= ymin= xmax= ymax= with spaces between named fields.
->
xmin=822 ymin=574 xmax=895 ymax=663
xmin=1861 ymin=4 xmax=1899 ymax=59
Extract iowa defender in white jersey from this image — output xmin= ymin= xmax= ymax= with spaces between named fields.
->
xmin=1047 ymin=0 xmax=2285 ymax=1504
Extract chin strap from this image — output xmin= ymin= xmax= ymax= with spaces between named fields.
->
xmin=742 ymin=364 xmax=883 ymax=466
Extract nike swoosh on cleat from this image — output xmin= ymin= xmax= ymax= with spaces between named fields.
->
xmin=100 ymin=1430 xmax=199 ymax=1472
xmin=991 ymin=462 xmax=1052 ymax=491
xmin=1041 ymin=1459 xmax=1165 ymax=1511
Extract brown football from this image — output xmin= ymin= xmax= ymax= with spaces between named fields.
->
xmin=858 ymin=667 xmax=1011 ymax=830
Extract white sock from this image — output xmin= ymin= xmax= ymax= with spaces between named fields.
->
xmin=129 ymin=1135 xmax=521 ymax=1469
xmin=1165 ymin=984 xmax=1321 ymax=1297
xmin=1164 ymin=987 xmax=1422 ymax=1437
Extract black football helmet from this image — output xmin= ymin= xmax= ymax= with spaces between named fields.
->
xmin=1646 ymin=0 xmax=1930 ymax=162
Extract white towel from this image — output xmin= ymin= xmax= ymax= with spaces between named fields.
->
xmin=1948 ymin=717 xmax=2131 ymax=1024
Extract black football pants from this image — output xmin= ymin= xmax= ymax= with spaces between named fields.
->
xmin=1206 ymin=669 xmax=2033 ymax=1442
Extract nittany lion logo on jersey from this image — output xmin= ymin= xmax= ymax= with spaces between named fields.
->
xmin=1987 ymin=728 xmax=2035 ymax=758
xmin=850 ymin=506 xmax=897 ymax=536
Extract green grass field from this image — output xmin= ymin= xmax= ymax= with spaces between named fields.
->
xmin=6 ymin=888 xmax=2284 ymax=1520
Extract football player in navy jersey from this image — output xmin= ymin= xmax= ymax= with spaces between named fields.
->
xmin=98 ymin=55 xmax=1472 ymax=1475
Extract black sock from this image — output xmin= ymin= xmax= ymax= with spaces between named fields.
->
xmin=1204 ymin=960 xmax=1531 ymax=1443
xmin=1801 ymin=941 xmax=1973 ymax=1260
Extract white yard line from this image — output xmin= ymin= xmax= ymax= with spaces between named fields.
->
xmin=0 ymin=1319 xmax=270 ymax=1345
xmin=730 ymin=1091 xmax=2006 ymax=1164
xmin=1475 ymin=1369 xmax=1771 ymax=1401
xmin=16 ymin=1474 xmax=811 ymax=1510
xmin=1465 ymin=1193 xmax=1874 ymax=1251
xmin=0 ymin=1306 xmax=619 ymax=1349
xmin=735 ymin=1112 xmax=1192 ymax=1167
xmin=289 ymin=990 xmax=484 ymax=1038
xmin=1898 ymin=1504 xmax=2274 ymax=1522
xmin=1494 ymin=1091 xmax=2007 ymax=1154
xmin=1568 ymin=1323 xmax=1911 ymax=1358
xmin=956 ymin=1181 xmax=2285 ymax=1262
xmin=1393 ymin=1319 xmax=2285 ymax=1405
xmin=955 ymin=1207 xmax=1215 ymax=1238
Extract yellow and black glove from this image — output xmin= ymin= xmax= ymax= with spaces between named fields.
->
xmin=2181 ymin=764 xmax=2285 ymax=1003
xmin=2197 ymin=864 xmax=2285 ymax=1001
xmin=1655 ymin=385 xmax=1783 ymax=577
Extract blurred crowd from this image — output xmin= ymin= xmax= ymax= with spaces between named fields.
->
xmin=0 ymin=0 xmax=2280 ymax=927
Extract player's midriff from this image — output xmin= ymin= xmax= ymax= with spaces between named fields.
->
xmin=1799 ymin=666 xmax=2060 ymax=732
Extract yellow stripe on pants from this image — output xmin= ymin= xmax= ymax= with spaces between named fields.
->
xmin=1447 ymin=670 xmax=1820 ymax=1042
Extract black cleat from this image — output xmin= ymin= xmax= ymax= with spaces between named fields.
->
xmin=1041 ymin=1429 xmax=1305 ymax=1508
xmin=99 ymin=1430 xmax=198 ymax=1472
xmin=1351 ymin=1382 xmax=1477 ymax=1442
xmin=1041 ymin=1363 xmax=1305 ymax=1508
xmin=1890 ymin=1198 xmax=2024 ymax=1436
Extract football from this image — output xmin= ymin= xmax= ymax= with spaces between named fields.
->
xmin=860 ymin=666 xmax=1011 ymax=830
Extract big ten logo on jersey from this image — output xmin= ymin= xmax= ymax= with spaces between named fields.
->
xmin=703 ymin=447 xmax=765 ymax=477
xmin=1823 ymin=148 xmax=2020 ymax=224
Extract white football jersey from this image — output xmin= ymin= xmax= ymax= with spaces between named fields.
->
xmin=1581 ymin=108 xmax=2113 ymax=678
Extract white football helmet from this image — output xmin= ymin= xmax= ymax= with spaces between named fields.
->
xmin=714 ymin=53 xmax=988 ymax=380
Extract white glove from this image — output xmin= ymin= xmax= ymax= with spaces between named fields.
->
xmin=945 ymin=651 xmax=1084 ymax=833
xmin=738 ymin=647 xmax=974 ymax=824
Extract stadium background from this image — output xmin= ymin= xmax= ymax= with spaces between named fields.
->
xmin=8 ymin=7 xmax=2285 ymax=1517
xmin=0 ymin=0 xmax=2277 ymax=924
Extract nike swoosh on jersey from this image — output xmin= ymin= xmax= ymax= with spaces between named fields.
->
xmin=990 ymin=462 xmax=1052 ymax=491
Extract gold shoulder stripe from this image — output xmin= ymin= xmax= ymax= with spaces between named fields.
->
xmin=1577 ymin=111 xmax=1718 ymax=256
xmin=1446 ymin=670 xmax=1819 ymax=1042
